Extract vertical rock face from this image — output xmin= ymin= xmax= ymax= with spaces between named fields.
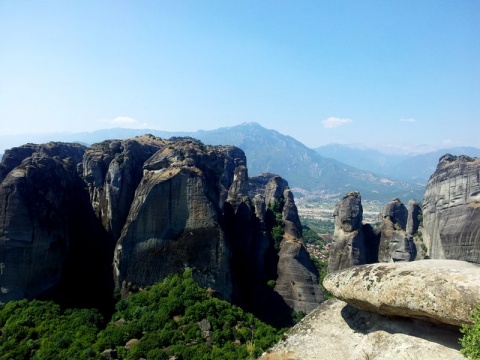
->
xmin=0 ymin=137 xmax=323 ymax=320
xmin=265 ymin=176 xmax=324 ymax=314
xmin=82 ymin=136 xmax=168 ymax=239
xmin=422 ymin=154 xmax=480 ymax=263
xmin=113 ymin=139 xmax=245 ymax=300
xmin=375 ymin=198 xmax=417 ymax=263
xmin=328 ymin=192 xmax=367 ymax=272
xmin=328 ymin=194 xmax=419 ymax=272
xmin=0 ymin=142 xmax=113 ymax=308
xmin=0 ymin=144 xmax=38 ymax=183
xmin=406 ymin=199 xmax=421 ymax=235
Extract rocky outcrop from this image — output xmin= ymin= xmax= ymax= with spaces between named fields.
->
xmin=327 ymin=192 xmax=367 ymax=272
xmin=323 ymin=260 xmax=480 ymax=326
xmin=81 ymin=135 xmax=168 ymax=239
xmin=0 ymin=137 xmax=323 ymax=320
xmin=0 ymin=142 xmax=113 ymax=308
xmin=266 ymin=176 xmax=324 ymax=314
xmin=111 ymin=141 xmax=322 ymax=316
xmin=261 ymin=299 xmax=464 ymax=360
xmin=422 ymin=154 xmax=480 ymax=264
xmin=264 ymin=259 xmax=478 ymax=359
xmin=328 ymin=194 xmax=423 ymax=271
xmin=0 ymin=142 xmax=85 ymax=183
xmin=406 ymin=199 xmax=421 ymax=235
xmin=374 ymin=198 xmax=417 ymax=262
xmin=113 ymin=138 xmax=247 ymax=300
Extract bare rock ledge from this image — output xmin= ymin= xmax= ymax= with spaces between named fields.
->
xmin=323 ymin=259 xmax=480 ymax=326
xmin=261 ymin=299 xmax=464 ymax=360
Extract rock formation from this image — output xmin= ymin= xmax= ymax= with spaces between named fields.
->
xmin=260 ymin=299 xmax=465 ymax=360
xmin=328 ymin=195 xmax=420 ymax=271
xmin=406 ymin=199 xmax=421 ymax=235
xmin=422 ymin=154 xmax=480 ymax=264
xmin=81 ymin=135 xmax=168 ymax=239
xmin=374 ymin=198 xmax=417 ymax=262
xmin=0 ymin=142 xmax=113 ymax=308
xmin=264 ymin=258 xmax=479 ymax=359
xmin=0 ymin=136 xmax=323 ymax=318
xmin=261 ymin=175 xmax=324 ymax=314
xmin=113 ymin=138 xmax=244 ymax=300
xmin=327 ymin=192 xmax=367 ymax=272
xmin=112 ymin=140 xmax=323 ymax=316
xmin=323 ymin=259 xmax=480 ymax=326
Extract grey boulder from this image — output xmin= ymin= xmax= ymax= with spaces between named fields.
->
xmin=323 ymin=259 xmax=480 ymax=326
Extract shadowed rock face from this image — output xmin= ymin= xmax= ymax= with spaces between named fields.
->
xmin=327 ymin=192 xmax=367 ymax=272
xmin=113 ymin=138 xmax=247 ymax=300
xmin=82 ymin=136 xmax=168 ymax=239
xmin=265 ymin=176 xmax=324 ymax=314
xmin=113 ymin=147 xmax=323 ymax=316
xmin=375 ymin=198 xmax=417 ymax=263
xmin=423 ymin=154 xmax=480 ymax=264
xmin=0 ymin=143 xmax=114 ymax=309
xmin=0 ymin=137 xmax=323 ymax=319
xmin=406 ymin=199 xmax=421 ymax=235
xmin=328 ymin=195 xmax=419 ymax=272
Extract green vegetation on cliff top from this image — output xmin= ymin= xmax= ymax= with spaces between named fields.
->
xmin=0 ymin=269 xmax=283 ymax=360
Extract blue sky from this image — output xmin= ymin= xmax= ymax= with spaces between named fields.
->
xmin=0 ymin=0 xmax=479 ymax=150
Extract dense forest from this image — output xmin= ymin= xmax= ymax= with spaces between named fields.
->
xmin=0 ymin=269 xmax=284 ymax=360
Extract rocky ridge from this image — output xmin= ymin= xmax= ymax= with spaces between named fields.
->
xmin=0 ymin=136 xmax=322 ymax=319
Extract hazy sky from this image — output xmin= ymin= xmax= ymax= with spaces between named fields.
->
xmin=1 ymin=0 xmax=479 ymax=149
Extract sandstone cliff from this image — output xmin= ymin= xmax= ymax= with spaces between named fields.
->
xmin=81 ymin=136 xmax=168 ymax=239
xmin=327 ymin=191 xmax=367 ymax=272
xmin=112 ymin=141 xmax=323 ymax=318
xmin=113 ymin=138 xmax=244 ymax=300
xmin=328 ymin=194 xmax=420 ymax=271
xmin=374 ymin=198 xmax=417 ymax=263
xmin=423 ymin=154 xmax=480 ymax=264
xmin=0 ymin=142 xmax=113 ymax=309
xmin=256 ymin=175 xmax=324 ymax=315
xmin=0 ymin=137 xmax=323 ymax=320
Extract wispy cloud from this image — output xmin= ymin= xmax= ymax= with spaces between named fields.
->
xmin=442 ymin=139 xmax=453 ymax=145
xmin=399 ymin=118 xmax=416 ymax=123
xmin=101 ymin=116 xmax=149 ymax=128
xmin=321 ymin=117 xmax=352 ymax=129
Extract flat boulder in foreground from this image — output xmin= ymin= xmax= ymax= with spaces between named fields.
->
xmin=261 ymin=299 xmax=464 ymax=360
xmin=323 ymin=260 xmax=480 ymax=326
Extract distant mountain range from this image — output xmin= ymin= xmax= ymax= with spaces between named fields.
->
xmin=315 ymin=144 xmax=480 ymax=184
xmin=2 ymin=122 xmax=477 ymax=203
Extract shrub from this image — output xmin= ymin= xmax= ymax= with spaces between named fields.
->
xmin=310 ymin=256 xmax=334 ymax=300
xmin=460 ymin=305 xmax=480 ymax=359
